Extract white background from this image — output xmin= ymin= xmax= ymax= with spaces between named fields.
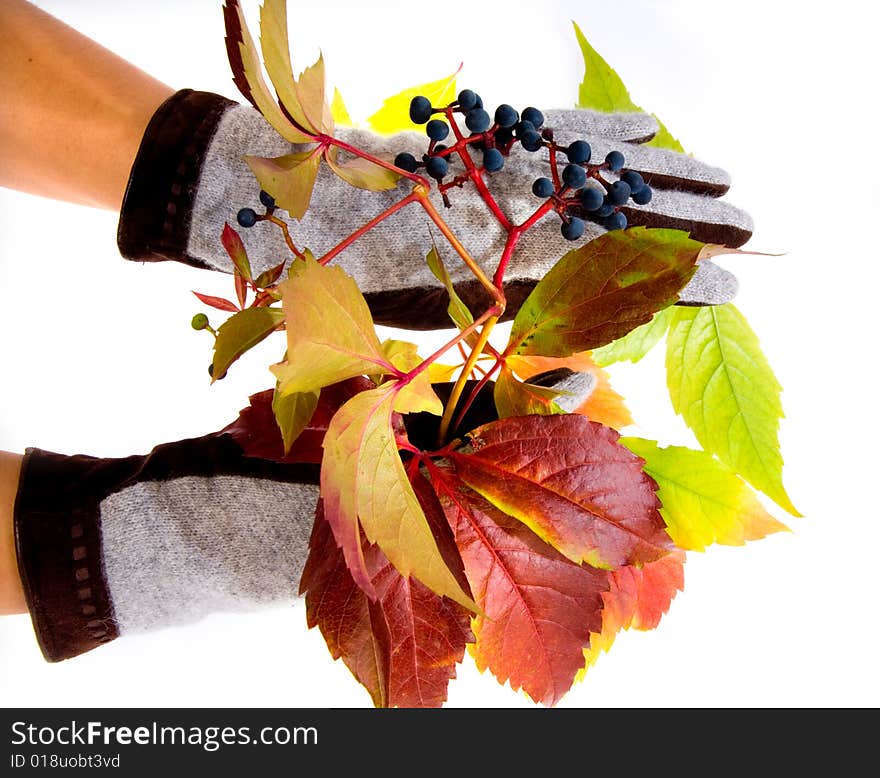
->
xmin=1 ymin=0 xmax=878 ymax=708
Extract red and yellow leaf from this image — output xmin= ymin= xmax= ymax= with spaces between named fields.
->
xmin=221 ymin=222 xmax=252 ymax=281
xmin=428 ymin=462 xmax=608 ymax=707
xmin=580 ymin=552 xmax=685 ymax=675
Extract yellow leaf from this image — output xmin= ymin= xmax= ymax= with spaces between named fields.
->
xmin=380 ymin=340 xmax=442 ymax=415
xmin=244 ymin=149 xmax=322 ymax=221
xmin=331 ymin=87 xmax=354 ymax=126
xmin=271 ymin=258 xmax=387 ymax=395
xmin=428 ymin=363 xmax=460 ymax=384
xmin=367 ymin=67 xmax=461 ymax=135
xmin=325 ymin=153 xmax=400 ymax=192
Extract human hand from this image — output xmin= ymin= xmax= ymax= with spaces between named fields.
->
xmin=118 ymin=92 xmax=750 ymax=329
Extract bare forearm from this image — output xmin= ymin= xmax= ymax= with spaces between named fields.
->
xmin=0 ymin=0 xmax=174 ymax=210
xmin=0 ymin=451 xmax=25 ymax=615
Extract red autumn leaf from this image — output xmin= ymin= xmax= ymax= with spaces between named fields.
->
xmin=221 ymin=377 xmax=374 ymax=463
xmin=300 ymin=500 xmax=473 ymax=708
xmin=192 ymin=291 xmax=240 ymax=313
xmin=450 ymin=414 xmax=672 ymax=569
xmin=426 ymin=461 xmax=608 ymax=707
xmin=254 ymin=258 xmax=287 ymax=289
xmin=221 ymin=222 xmax=253 ymax=281
xmin=234 ymin=271 xmax=248 ymax=309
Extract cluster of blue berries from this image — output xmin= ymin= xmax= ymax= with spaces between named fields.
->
xmin=394 ymin=90 xmax=653 ymax=241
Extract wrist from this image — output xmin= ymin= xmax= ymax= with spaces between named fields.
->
xmin=0 ymin=451 xmax=26 ymax=614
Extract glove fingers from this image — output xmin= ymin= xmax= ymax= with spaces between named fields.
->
xmin=678 ymin=260 xmax=738 ymax=305
xmin=542 ymin=109 xmax=659 ymax=144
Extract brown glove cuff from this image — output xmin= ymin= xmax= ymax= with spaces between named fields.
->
xmin=117 ymin=88 xmax=235 ymax=268
xmin=14 ymin=448 xmax=118 ymax=662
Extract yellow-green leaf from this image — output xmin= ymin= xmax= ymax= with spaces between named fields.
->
xmin=425 ymin=245 xmax=475 ymax=334
xmin=225 ymin=0 xmax=313 ymax=143
xmin=212 ymin=306 xmax=285 ymax=380
xmin=622 ymin=437 xmax=789 ymax=551
xmin=272 ymin=385 xmax=319 ymax=454
xmin=494 ymin=364 xmax=565 ymax=419
xmin=294 ymin=53 xmax=333 ymax=136
xmin=271 ymin=258 xmax=387 ymax=396
xmin=320 ymin=385 xmax=477 ymax=610
xmin=244 ymin=149 xmax=322 ymax=221
xmin=380 ymin=340 xmax=442 ymax=415
xmin=367 ymin=68 xmax=460 ymax=135
xmin=573 ymin=21 xmax=684 ymax=153
xmin=258 ymin=0 xmax=327 ymax=135
xmin=325 ymin=153 xmax=400 ymax=192
xmin=666 ymin=304 xmax=800 ymax=516
xmin=590 ymin=307 xmax=673 ymax=366
xmin=331 ymin=87 xmax=353 ymax=126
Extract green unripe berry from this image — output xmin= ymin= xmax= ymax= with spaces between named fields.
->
xmin=191 ymin=313 xmax=210 ymax=330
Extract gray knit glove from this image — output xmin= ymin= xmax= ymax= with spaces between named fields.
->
xmin=119 ymin=91 xmax=751 ymax=330
xmin=13 ymin=376 xmax=590 ymax=662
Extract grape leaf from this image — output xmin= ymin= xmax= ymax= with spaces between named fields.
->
xmin=493 ymin=365 xmax=565 ymax=419
xmin=272 ymin=386 xmax=319 ymax=454
xmin=367 ymin=67 xmax=460 ymax=135
xmin=221 ymin=222 xmax=252 ymax=281
xmin=450 ymin=415 xmax=672 ymax=569
xmin=300 ymin=502 xmax=472 ymax=708
xmin=507 ymin=227 xmax=702 ymax=358
xmin=331 ymin=87 xmax=353 ymax=127
xmin=572 ymin=21 xmax=684 ymax=153
xmin=580 ymin=552 xmax=685 ymax=676
xmin=325 ymin=153 xmax=400 ymax=192
xmin=222 ymin=0 xmax=314 ymax=143
xmin=590 ymin=307 xmax=673 ymax=367
xmin=320 ymin=384 xmax=477 ymax=610
xmin=244 ymin=149 xmax=322 ymax=221
xmin=211 ymin=306 xmax=285 ymax=380
xmin=427 ymin=462 xmax=609 ymax=707
xmin=666 ymin=304 xmax=800 ymax=517
xmin=271 ymin=257 xmax=388 ymax=396
xmin=425 ymin=244 xmax=475 ymax=334
xmin=622 ymin=437 xmax=789 ymax=551
xmin=221 ymin=377 xmax=374 ymax=464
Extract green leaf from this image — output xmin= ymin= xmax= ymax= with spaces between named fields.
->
xmin=223 ymin=0 xmax=314 ymax=144
xmin=590 ymin=307 xmax=673 ymax=367
xmin=244 ymin=149 xmax=322 ymax=221
xmin=271 ymin=257 xmax=388 ymax=396
xmin=425 ymin=244 xmax=475 ymax=333
xmin=622 ymin=437 xmax=790 ymax=551
xmin=272 ymin=386 xmax=319 ymax=454
xmin=666 ymin=304 xmax=800 ymax=516
xmin=508 ymin=227 xmax=701 ymax=357
xmin=325 ymin=153 xmax=400 ymax=192
xmin=212 ymin=306 xmax=285 ymax=380
xmin=493 ymin=365 xmax=565 ymax=419
xmin=367 ymin=68 xmax=460 ymax=135
xmin=320 ymin=385 xmax=477 ymax=610
xmin=572 ymin=21 xmax=685 ymax=153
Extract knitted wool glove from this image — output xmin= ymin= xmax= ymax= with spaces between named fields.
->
xmin=13 ymin=376 xmax=591 ymax=663
xmin=118 ymin=90 xmax=752 ymax=330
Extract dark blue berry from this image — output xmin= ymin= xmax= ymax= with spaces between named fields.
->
xmin=597 ymin=201 xmax=615 ymax=218
xmin=259 ymin=190 xmax=276 ymax=208
xmin=605 ymin=150 xmax=625 ymax=172
xmin=532 ymin=177 xmax=555 ymax=198
xmin=208 ymin=363 xmax=228 ymax=380
xmin=521 ymin=107 xmax=544 ymax=129
xmin=472 ymin=93 xmax=484 ymax=110
xmin=561 ymin=217 xmax=586 ymax=241
xmin=579 ymin=186 xmax=604 ymax=211
xmin=495 ymin=127 xmax=514 ymax=146
xmin=409 ymin=95 xmax=433 ymax=124
xmin=483 ymin=148 xmax=504 ymax=172
xmin=425 ymin=155 xmax=448 ymax=179
xmin=562 ymin=163 xmax=586 ymax=189
xmin=394 ymin=152 xmax=418 ymax=173
xmin=632 ymin=185 xmax=653 ymax=205
xmin=608 ymin=180 xmax=632 ymax=206
xmin=237 ymin=207 xmax=258 ymax=228
xmin=566 ymin=141 xmax=591 ymax=164
xmin=520 ymin=131 xmax=543 ymax=152
xmin=494 ymin=104 xmax=519 ymax=128
xmin=434 ymin=144 xmax=448 ymax=155
xmin=465 ymin=108 xmax=491 ymax=133
xmin=620 ymin=170 xmax=645 ymax=193
xmin=457 ymin=89 xmax=478 ymax=111
xmin=605 ymin=211 xmax=628 ymax=231
xmin=514 ymin=120 xmax=536 ymax=138
xmin=426 ymin=119 xmax=449 ymax=141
